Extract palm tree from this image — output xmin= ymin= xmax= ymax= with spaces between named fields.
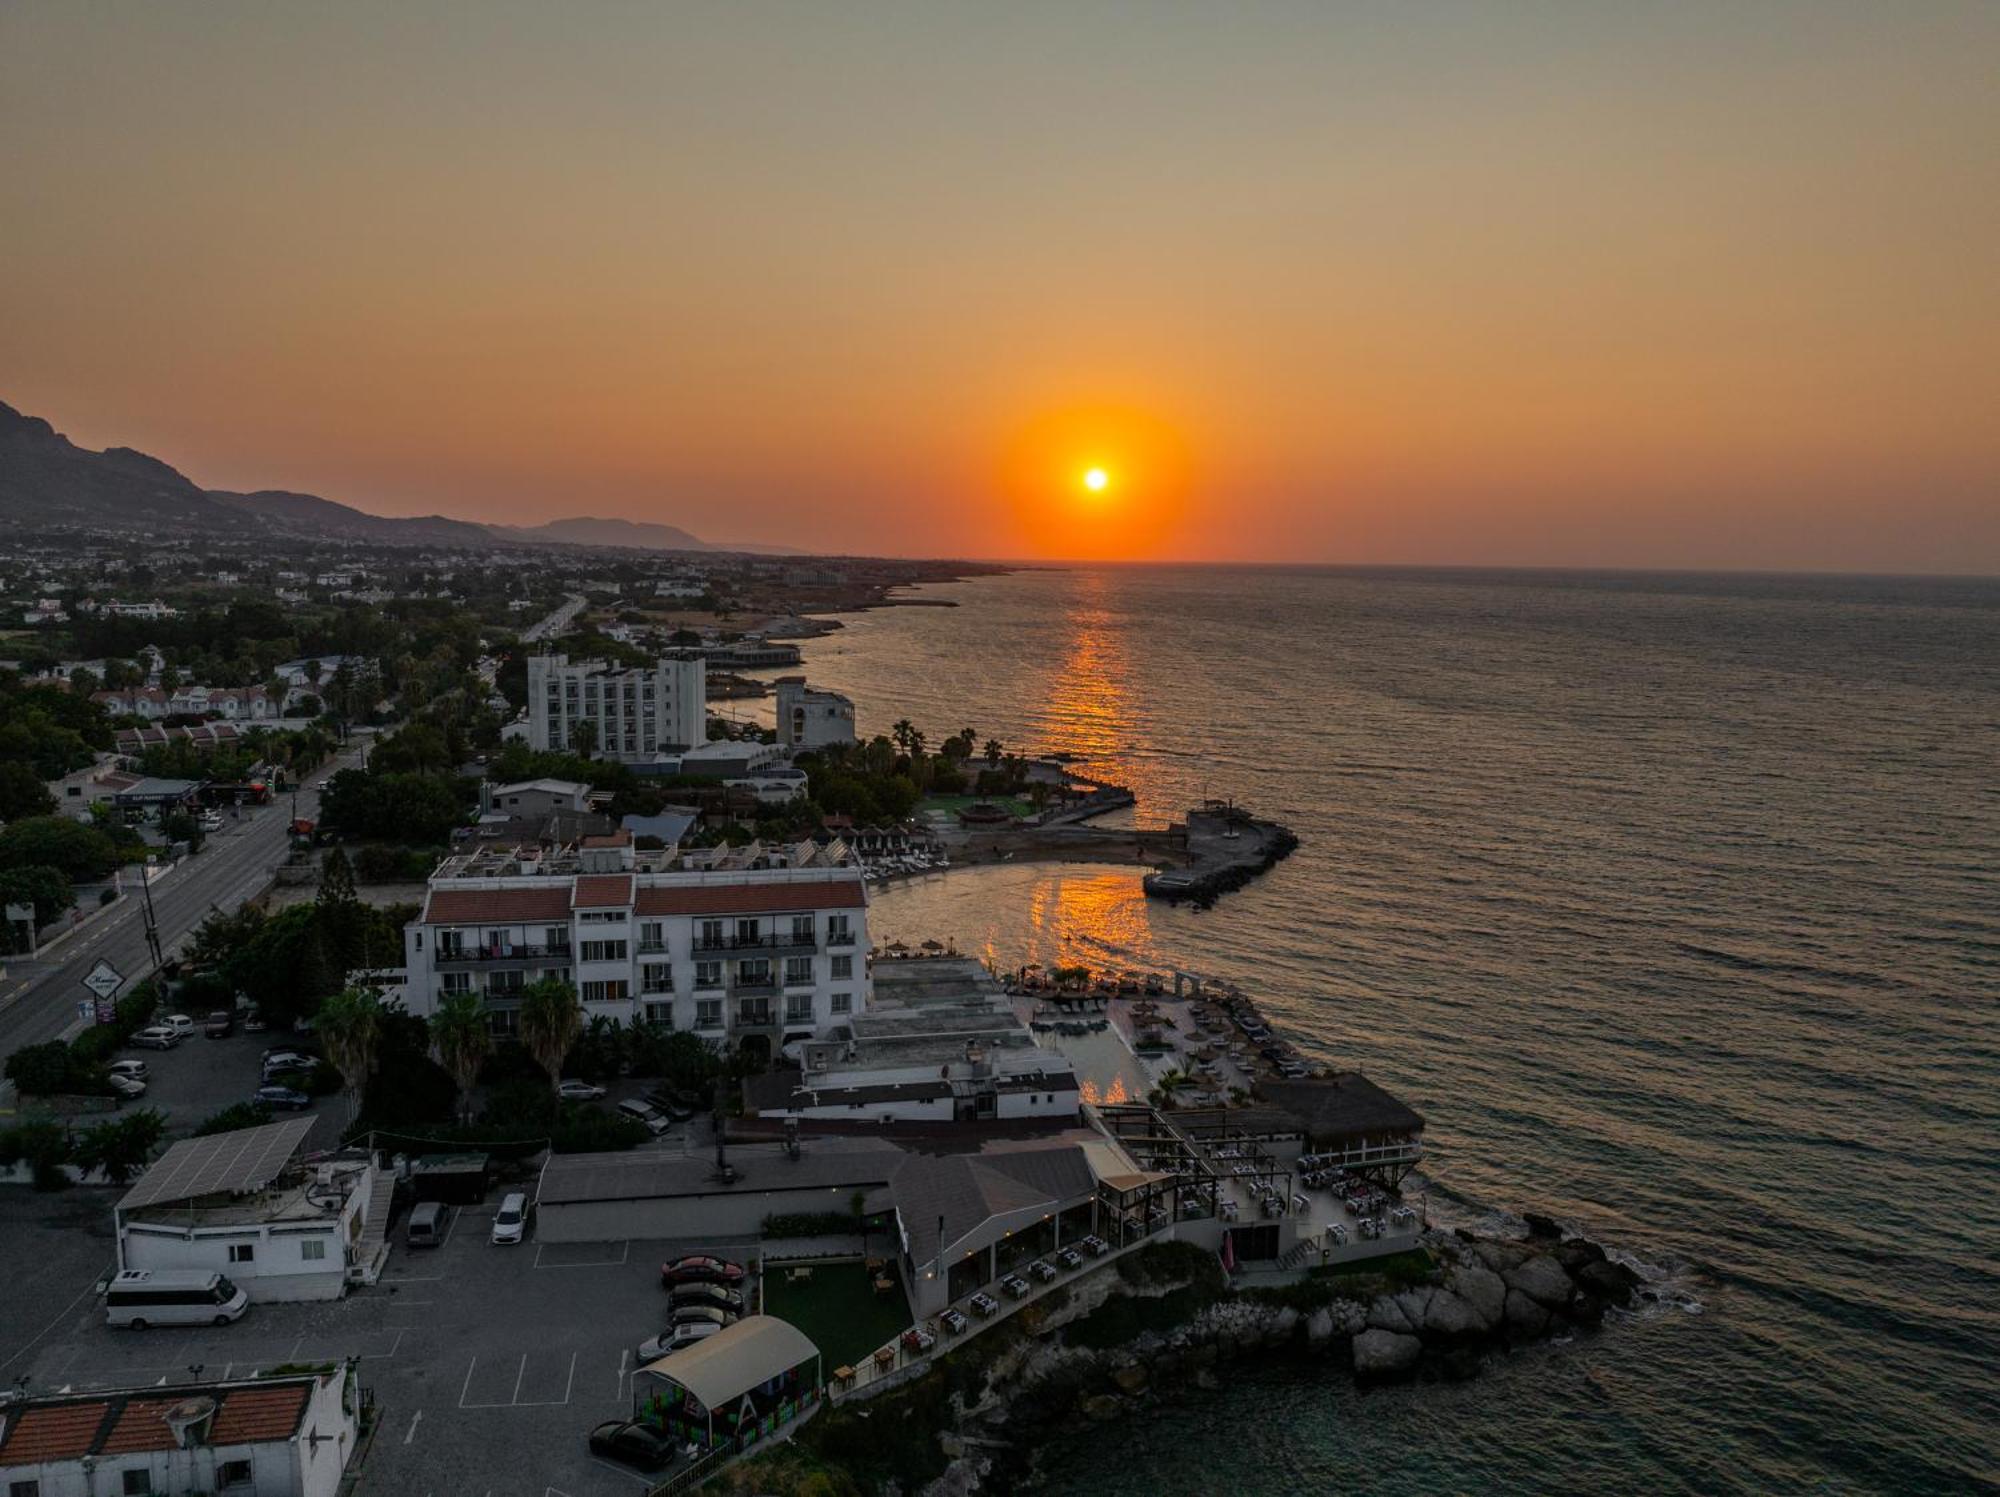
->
xmin=316 ymin=985 xmax=384 ymax=1127
xmin=891 ymin=719 xmax=915 ymax=755
xmin=518 ymin=976 xmax=583 ymax=1105
xmin=429 ymin=990 xmax=492 ymax=1123
xmin=983 ymin=738 xmax=1003 ymax=769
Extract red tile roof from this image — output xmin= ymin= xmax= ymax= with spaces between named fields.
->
xmin=572 ymin=874 xmax=634 ymax=908
xmin=0 ymin=1380 xmax=315 ymax=1463
xmin=581 ymin=830 xmax=633 ymax=847
xmin=633 ymin=880 xmax=866 ymax=916
xmin=208 ymin=1383 xmax=310 ymax=1444
xmin=99 ymin=1396 xmax=183 ymax=1454
xmin=423 ymin=885 xmax=575 ymax=924
xmin=0 ymin=1401 xmax=115 ymax=1463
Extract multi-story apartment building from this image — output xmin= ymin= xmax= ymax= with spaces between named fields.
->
xmin=400 ymin=834 xmax=869 ymax=1053
xmin=774 ymin=676 xmax=857 ymax=750
xmin=526 ymin=651 xmax=706 ymax=761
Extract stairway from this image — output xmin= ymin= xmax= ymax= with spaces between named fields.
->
xmin=348 ymin=1168 xmax=398 ymax=1286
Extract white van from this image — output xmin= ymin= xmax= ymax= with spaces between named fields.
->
xmin=105 ymin=1269 xmax=250 ymax=1329
xmin=491 ymin=1192 xmax=530 ymax=1245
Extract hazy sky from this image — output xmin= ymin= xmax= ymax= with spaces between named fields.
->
xmin=4 ymin=1 xmax=1996 ymax=569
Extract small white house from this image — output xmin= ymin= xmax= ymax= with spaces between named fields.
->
xmin=114 ymin=1119 xmax=388 ymax=1302
xmin=0 ymin=1366 xmax=358 ymax=1497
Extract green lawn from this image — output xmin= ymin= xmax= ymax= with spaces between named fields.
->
xmin=761 ymin=1259 xmax=914 ymax=1369
xmin=917 ymin=794 xmax=1035 ymax=819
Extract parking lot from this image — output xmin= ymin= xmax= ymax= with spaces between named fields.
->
xmin=113 ymin=1024 xmax=341 ymax=1146
xmin=2 ymin=1189 xmax=756 ymax=1495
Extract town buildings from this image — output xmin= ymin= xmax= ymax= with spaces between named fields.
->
xmin=526 ymin=651 xmax=706 ymax=762
xmin=774 ymin=676 xmax=857 ymax=750
xmin=399 ymin=834 xmax=870 ymax=1051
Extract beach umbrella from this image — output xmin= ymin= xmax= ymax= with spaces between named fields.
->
xmin=920 ymin=939 xmax=945 ymax=952
xmin=886 ymin=939 xmax=909 ymax=951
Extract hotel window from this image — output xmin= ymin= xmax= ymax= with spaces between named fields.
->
xmin=300 ymin=1239 xmax=326 ymax=1261
xmin=696 ymin=998 xmax=724 ymax=1029
xmin=441 ymin=971 xmax=472 ymax=994
xmin=13 ymin=1480 xmax=42 ymax=1497
xmin=218 ymin=1461 xmax=253 ymax=1488
xmin=784 ymin=957 xmax=813 ymax=987
xmin=830 ymin=954 xmax=853 ymax=980
xmin=831 ymin=992 xmax=852 ymax=1014
xmin=738 ymin=960 xmax=773 ymax=986
xmin=698 ymin=919 xmax=724 ymax=950
xmin=582 ymin=979 xmax=630 ymax=1003
xmin=639 ymin=921 xmax=665 ymax=952
xmin=644 ymin=1000 xmax=674 ymax=1028
xmin=545 ymin=926 xmax=570 ymax=951
xmin=580 ymin=910 xmax=625 ymax=924
xmin=694 ymin=961 xmax=722 ymax=990
xmin=785 ymin=994 xmax=814 ymax=1024
xmin=735 ymin=917 xmax=761 ymax=944
xmin=123 ymin=1474 xmax=151 ymax=1497
xmin=580 ymin=939 xmax=628 ymax=962
xmin=827 ymin=915 xmax=853 ymax=945
xmin=790 ymin=915 xmax=815 ymax=943
xmin=641 ymin=962 xmax=672 ymax=994
xmin=228 ymin=1243 xmax=254 ymax=1263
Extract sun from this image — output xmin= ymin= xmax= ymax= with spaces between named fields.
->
xmin=1083 ymin=467 xmax=1109 ymax=493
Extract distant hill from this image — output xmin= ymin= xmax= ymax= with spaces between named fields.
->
xmin=0 ymin=399 xmax=241 ymax=532
xmin=0 ymin=396 xmax=749 ymax=553
xmin=494 ymin=515 xmax=709 ymax=552
xmin=210 ymin=488 xmax=500 ymax=547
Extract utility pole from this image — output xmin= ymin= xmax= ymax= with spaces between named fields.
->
xmin=138 ymin=856 xmax=165 ymax=982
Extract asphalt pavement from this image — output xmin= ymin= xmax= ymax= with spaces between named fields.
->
xmin=0 ymin=746 xmax=360 ymax=1067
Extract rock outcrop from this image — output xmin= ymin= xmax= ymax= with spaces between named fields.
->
xmin=1352 ymin=1328 xmax=1424 ymax=1380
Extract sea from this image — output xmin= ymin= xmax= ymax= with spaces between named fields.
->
xmin=769 ymin=564 xmax=2000 ymax=1495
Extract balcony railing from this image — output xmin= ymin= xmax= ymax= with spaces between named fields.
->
xmin=436 ymin=943 xmax=570 ymax=966
xmin=735 ymin=1002 xmax=776 ymax=1028
xmin=826 ymin=930 xmax=856 ymax=947
xmin=694 ymin=931 xmax=819 ymax=955
xmin=731 ymin=976 xmax=779 ymax=997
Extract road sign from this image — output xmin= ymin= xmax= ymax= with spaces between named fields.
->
xmin=82 ymin=958 xmax=127 ymax=1002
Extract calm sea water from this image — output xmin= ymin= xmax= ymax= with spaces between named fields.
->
xmin=794 ymin=565 xmax=2000 ymax=1495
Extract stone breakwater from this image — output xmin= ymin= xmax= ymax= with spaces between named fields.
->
xmin=909 ymin=1223 xmax=1648 ymax=1496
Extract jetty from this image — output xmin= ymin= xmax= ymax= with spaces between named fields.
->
xmin=1141 ymin=800 xmax=1299 ymax=906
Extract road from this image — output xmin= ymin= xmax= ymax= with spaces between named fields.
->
xmin=0 ymin=748 xmax=358 ymax=1065
xmin=521 ymin=592 xmax=585 ymax=643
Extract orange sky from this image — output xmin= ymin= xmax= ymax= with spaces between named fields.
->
xmin=3 ymin=2 xmax=1996 ymax=570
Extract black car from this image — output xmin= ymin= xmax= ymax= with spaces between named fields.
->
xmin=588 ymin=1419 xmax=674 ymax=1472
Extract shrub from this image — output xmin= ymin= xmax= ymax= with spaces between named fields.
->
xmin=762 ymin=1211 xmax=864 ymax=1239
xmin=98 ymin=887 xmax=117 ymax=906
xmin=196 ymin=1102 xmax=275 ymax=1136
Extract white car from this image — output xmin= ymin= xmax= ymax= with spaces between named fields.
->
xmin=558 ymin=1079 xmax=606 ymax=1101
xmin=490 ymin=1193 xmax=531 ymax=1245
xmin=107 ymin=1073 xmax=147 ymax=1099
xmin=108 ymin=1060 xmax=149 ymax=1081
xmin=164 ymin=1015 xmax=197 ymax=1039
xmin=617 ymin=1099 xmax=669 ymax=1135
xmin=131 ymin=1026 xmax=181 ymax=1051
xmin=637 ymin=1320 xmax=721 ymax=1362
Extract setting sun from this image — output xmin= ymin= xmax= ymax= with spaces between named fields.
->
xmin=1083 ymin=467 xmax=1109 ymax=493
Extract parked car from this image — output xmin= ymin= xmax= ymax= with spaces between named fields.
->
xmin=164 ymin=1015 xmax=197 ymax=1038
xmin=646 ymin=1090 xmax=700 ymax=1122
xmin=490 ymin=1192 xmax=531 ymax=1245
xmin=557 ymin=1079 xmax=606 ymax=1101
xmin=131 ymin=1026 xmax=180 ymax=1051
xmin=588 ymin=1420 xmax=676 ymax=1471
xmin=617 ymin=1098 xmax=669 ymax=1135
xmin=262 ymin=1045 xmax=317 ymax=1065
xmin=636 ymin=1320 xmax=723 ymax=1363
xmin=660 ymin=1255 xmax=745 ymax=1290
xmin=668 ymin=1283 xmax=744 ymax=1316
xmin=107 ymin=1059 xmax=149 ymax=1081
xmin=261 ymin=1050 xmax=315 ymax=1077
xmin=407 ymin=1201 xmax=448 ymax=1248
xmin=107 ymin=1073 xmax=147 ymax=1099
xmin=252 ymin=1085 xmax=311 ymax=1111
xmin=241 ymin=1009 xmax=268 ymax=1033
xmin=669 ymin=1304 xmax=736 ymax=1336
xmin=202 ymin=1010 xmax=235 ymax=1038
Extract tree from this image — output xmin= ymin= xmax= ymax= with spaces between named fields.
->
xmin=983 ymin=738 xmax=1004 ymax=769
xmin=0 ymin=764 xmax=55 ymax=824
xmin=518 ymin=977 xmax=582 ymax=1102
xmin=158 ymin=664 xmax=181 ymax=695
xmin=4 ymin=1041 xmax=80 ymax=1096
xmin=0 ymin=817 xmax=122 ymax=882
xmin=429 ymin=990 xmax=493 ymax=1123
xmin=70 ymin=1109 xmax=165 ymax=1184
xmin=570 ymin=719 xmax=598 ymax=759
xmin=161 ymin=810 xmax=204 ymax=854
xmin=315 ymin=985 xmax=385 ymax=1125
xmin=0 ymin=866 xmax=71 ymax=950
xmin=891 ymin=719 xmax=914 ymax=755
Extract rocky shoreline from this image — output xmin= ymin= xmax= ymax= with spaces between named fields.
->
xmin=785 ymin=1221 xmax=1652 ymax=1496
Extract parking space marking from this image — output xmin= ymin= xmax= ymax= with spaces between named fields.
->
xmin=403 ymin=1409 xmax=423 ymax=1445
xmin=457 ymin=1349 xmax=581 ymax=1409
xmin=381 ymin=1273 xmax=444 ymax=1284
xmin=0 ymin=1263 xmax=115 ymax=1376
xmin=458 ymin=1355 xmax=480 ymax=1408
xmin=511 ymin=1354 xmax=528 ymax=1404
xmin=534 ymin=1239 xmax=630 ymax=1269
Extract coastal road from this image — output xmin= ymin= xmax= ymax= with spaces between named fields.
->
xmin=0 ymin=748 xmax=357 ymax=1066
xmin=521 ymin=592 xmax=585 ymax=642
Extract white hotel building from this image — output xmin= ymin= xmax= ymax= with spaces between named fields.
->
xmin=527 ymin=651 xmax=706 ymax=762
xmin=400 ymin=836 xmax=870 ymax=1052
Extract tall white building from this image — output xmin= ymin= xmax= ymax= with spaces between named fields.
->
xmin=774 ymin=676 xmax=856 ymax=750
xmin=527 ymin=651 xmax=706 ymax=761
xmin=400 ymin=835 xmax=870 ymax=1054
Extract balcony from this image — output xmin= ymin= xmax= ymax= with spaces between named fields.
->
xmin=731 ymin=975 xmax=779 ymax=997
xmin=694 ymin=931 xmax=819 ymax=956
xmin=735 ymin=1001 xmax=776 ymax=1028
xmin=826 ymin=930 xmax=856 ymax=948
xmin=436 ymin=943 xmax=570 ymax=967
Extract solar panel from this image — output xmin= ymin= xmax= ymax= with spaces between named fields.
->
xmin=116 ymin=1116 xmax=316 ymax=1213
